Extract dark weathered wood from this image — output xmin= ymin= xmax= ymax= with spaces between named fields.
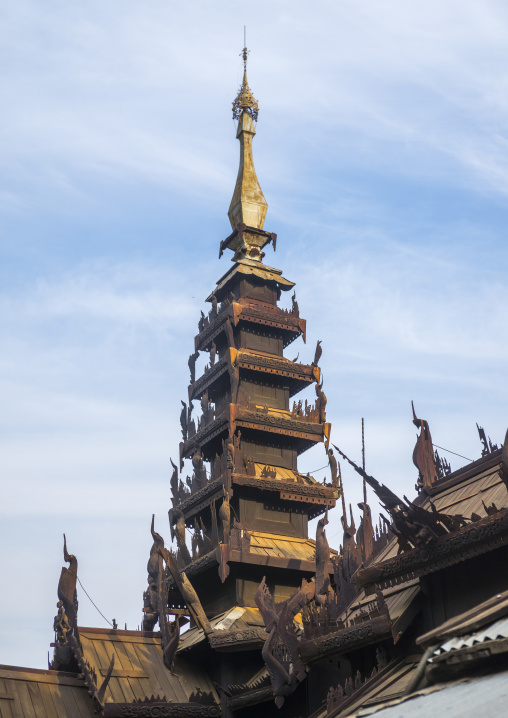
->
xmin=299 ymin=614 xmax=393 ymax=662
xmin=356 ymin=509 xmax=508 ymax=590
xmin=195 ymin=298 xmax=304 ymax=354
xmin=78 ymin=628 xmax=159 ymax=638
xmin=417 ymin=587 xmax=508 ymax=647
xmin=229 ymin=548 xmax=329 ymax=574
xmin=104 ymin=702 xmax=220 ymax=718
xmin=98 ymin=669 xmax=148 ymax=679
xmin=428 ymin=450 xmax=502 ymax=495
xmin=0 ymin=668 xmax=84 ymax=686
xmin=110 ymin=639 xmax=145 ymax=705
xmin=425 ymin=636 xmax=508 ymax=683
xmin=40 ymin=72 xmax=508 ymax=718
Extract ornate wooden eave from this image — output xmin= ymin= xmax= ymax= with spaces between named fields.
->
xmin=233 ymin=474 xmax=337 ymax=516
xmin=356 ymin=508 xmax=508 ymax=593
xmin=195 ymin=306 xmax=234 ymax=353
xmin=237 ymin=348 xmax=317 ymax=385
xmin=169 ymin=549 xmax=220 ymax=588
xmin=234 ymin=301 xmax=306 ymax=346
xmin=181 ymin=404 xmax=326 ymax=459
xmin=104 ymin=701 xmax=221 ymax=717
xmin=236 ymin=406 xmax=325 ymax=445
xmin=224 ymin=670 xmax=273 ymax=710
xmin=195 ymin=299 xmax=305 ymax=353
xmin=175 ymin=472 xmax=336 ymax=523
xmin=166 ymin=545 xmax=333 ymax=589
xmin=208 ymin=626 xmax=266 ymax=651
xmin=232 ymin=474 xmax=337 ymax=501
xmin=189 ymin=348 xmax=318 ymax=403
xmin=298 ymin=613 xmax=393 ymax=662
xmin=206 ymin=261 xmax=295 ymax=304
xmin=181 ymin=413 xmax=229 ymax=459
xmin=155 ymin=609 xmax=267 ymax=657
xmin=190 ymin=354 xmax=230 ymax=402
xmin=177 ymin=478 xmax=226 ymax=522
xmin=228 ymin=686 xmax=274 ymax=711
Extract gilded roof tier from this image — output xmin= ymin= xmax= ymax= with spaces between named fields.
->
xmin=248 ymin=531 xmax=332 ymax=562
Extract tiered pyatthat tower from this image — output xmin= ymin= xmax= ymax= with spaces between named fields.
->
xmin=147 ymin=47 xmax=339 ymax=633
xmin=24 ymin=42 xmax=508 ymax=718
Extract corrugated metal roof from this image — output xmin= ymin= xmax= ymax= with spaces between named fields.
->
xmin=432 ymin=615 xmax=508 ymax=655
xmin=0 ymin=665 xmax=96 ymax=717
xmin=344 ymin=592 xmax=508 ymax=717
xmin=78 ymin=628 xmax=218 ymax=706
xmin=418 ymin=588 xmax=508 ymax=648
xmin=342 ymin=670 xmax=508 ymax=718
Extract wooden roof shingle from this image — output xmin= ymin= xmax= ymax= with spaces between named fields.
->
xmin=0 ymin=665 xmax=96 ymax=718
xmin=77 ymin=627 xmax=219 ymax=707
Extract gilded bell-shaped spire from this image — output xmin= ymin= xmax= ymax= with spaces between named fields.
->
xmin=228 ymin=47 xmax=268 ymax=231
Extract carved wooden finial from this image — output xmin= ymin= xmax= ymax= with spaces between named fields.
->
xmin=57 ymin=534 xmax=78 ymax=634
xmin=411 ymin=401 xmax=439 ymax=492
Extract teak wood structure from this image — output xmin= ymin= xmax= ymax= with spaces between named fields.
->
xmin=4 ymin=47 xmax=508 ymax=718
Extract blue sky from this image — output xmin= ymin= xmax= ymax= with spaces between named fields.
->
xmin=1 ymin=0 xmax=508 ymax=668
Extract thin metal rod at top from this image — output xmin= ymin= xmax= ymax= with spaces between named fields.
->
xmin=362 ymin=417 xmax=367 ymax=504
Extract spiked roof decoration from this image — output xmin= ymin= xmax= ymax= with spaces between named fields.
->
xmin=232 ymin=46 xmax=259 ymax=121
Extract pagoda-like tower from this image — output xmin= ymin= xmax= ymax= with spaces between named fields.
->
xmin=149 ymin=48 xmax=339 ymax=644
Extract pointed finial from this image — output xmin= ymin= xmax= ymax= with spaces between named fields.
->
xmin=242 ymin=26 xmax=248 ymax=72
xmin=362 ymin=418 xmax=367 ymax=504
xmin=232 ymin=34 xmax=259 ymax=122
xmin=228 ymin=39 xmax=267 ymax=232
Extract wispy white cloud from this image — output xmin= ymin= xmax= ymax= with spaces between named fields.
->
xmin=3 ymin=0 xmax=508 ymax=208
xmin=1 ymin=0 xmax=508 ymax=671
xmin=0 ymin=260 xmax=212 ymax=334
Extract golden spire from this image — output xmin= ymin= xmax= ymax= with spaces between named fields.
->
xmin=232 ymin=47 xmax=259 ymax=121
xmin=228 ymin=44 xmax=268 ymax=232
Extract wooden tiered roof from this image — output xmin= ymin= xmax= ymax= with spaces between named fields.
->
xmin=356 ymin=449 xmax=508 ymax=592
xmin=78 ymin=628 xmax=219 ymax=706
xmin=0 ymin=665 xmax=96 ymax=718
xmin=11 ymin=47 xmax=508 ymax=718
